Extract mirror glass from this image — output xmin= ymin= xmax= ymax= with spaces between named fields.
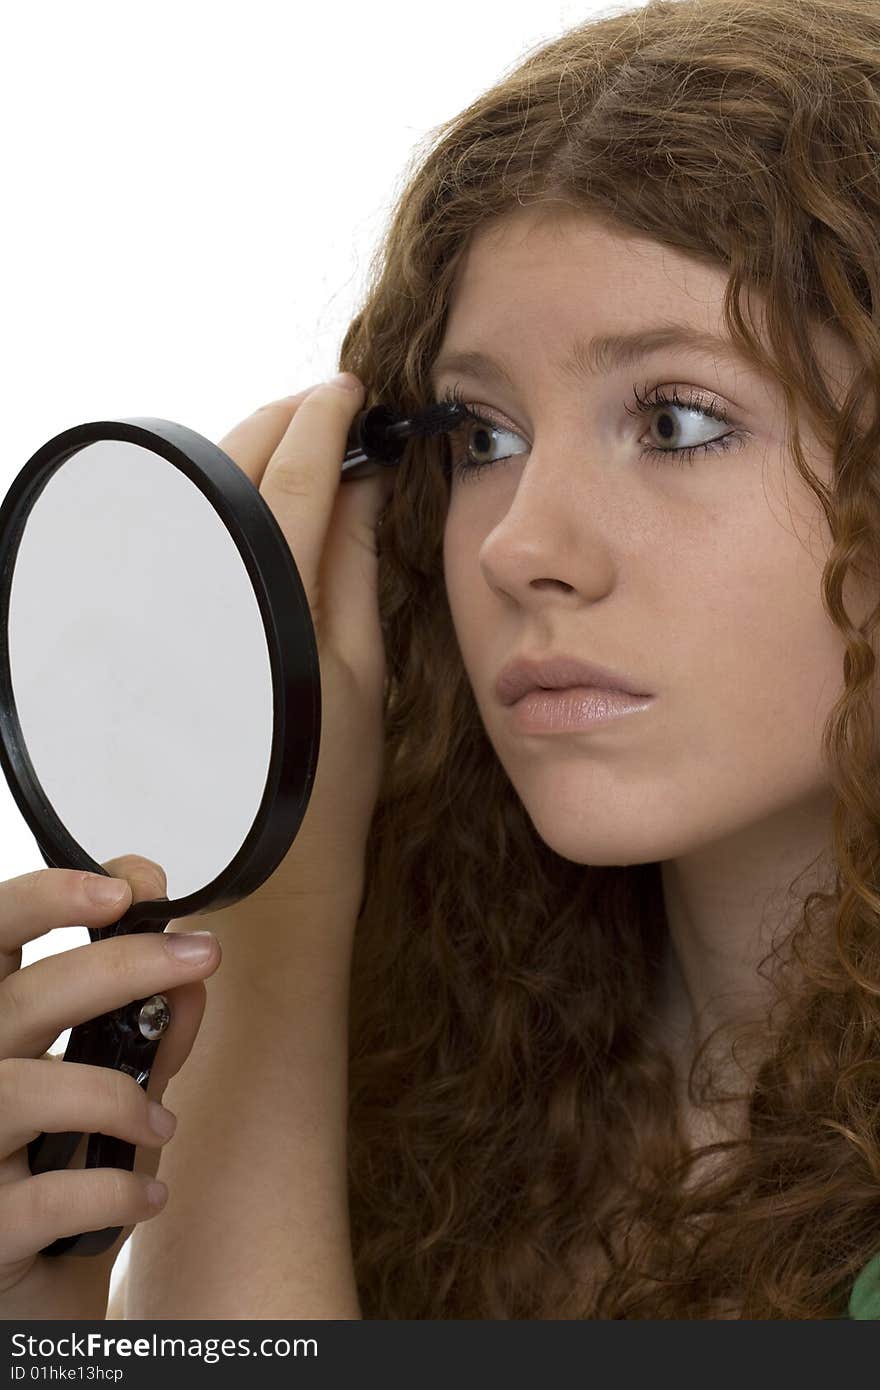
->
xmin=7 ymin=440 xmax=274 ymax=900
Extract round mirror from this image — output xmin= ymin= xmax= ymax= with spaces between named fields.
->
xmin=0 ymin=417 xmax=324 ymax=925
xmin=8 ymin=440 xmax=274 ymax=902
xmin=0 ymin=415 xmax=325 ymax=1257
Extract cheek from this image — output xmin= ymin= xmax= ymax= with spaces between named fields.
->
xmin=443 ymin=512 xmax=485 ymax=652
xmin=480 ymin=567 xmax=843 ymax=868
xmin=621 ymin=562 xmax=844 ymax=853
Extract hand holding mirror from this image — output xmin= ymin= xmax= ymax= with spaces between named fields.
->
xmin=0 ymin=390 xmax=462 ymax=1257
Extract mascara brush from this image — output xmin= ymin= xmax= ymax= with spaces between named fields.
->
xmin=340 ymin=400 xmax=466 ymax=481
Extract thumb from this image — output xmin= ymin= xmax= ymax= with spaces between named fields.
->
xmin=99 ymin=853 xmax=168 ymax=903
xmin=318 ymin=463 xmax=395 ymax=675
xmin=142 ymin=977 xmax=209 ymax=1112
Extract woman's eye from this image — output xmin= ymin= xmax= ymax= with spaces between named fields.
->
xmin=446 ymin=387 xmax=748 ymax=483
xmin=451 ymin=417 xmax=528 ymax=479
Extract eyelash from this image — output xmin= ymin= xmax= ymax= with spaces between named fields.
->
xmin=438 ymin=380 xmax=748 ymax=483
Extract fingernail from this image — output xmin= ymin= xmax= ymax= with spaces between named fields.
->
xmin=148 ymin=1100 xmax=177 ymax=1139
xmin=164 ymin=930 xmax=215 ymax=963
xmin=146 ymin=1179 xmax=168 ymax=1208
xmin=84 ymin=875 xmax=129 ymax=905
xmin=327 ymin=372 xmax=361 ymax=392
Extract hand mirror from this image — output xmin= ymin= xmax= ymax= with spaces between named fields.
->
xmin=0 ymin=405 xmax=440 ymax=1260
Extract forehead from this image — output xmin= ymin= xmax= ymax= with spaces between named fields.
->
xmin=446 ymin=205 xmax=723 ymax=317
xmin=432 ymin=208 xmax=750 ymax=398
xmin=435 ymin=206 xmax=745 ymax=396
xmin=434 ymin=205 xmax=861 ymax=427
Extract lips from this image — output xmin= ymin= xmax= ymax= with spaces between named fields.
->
xmin=494 ymin=653 xmax=651 ymax=706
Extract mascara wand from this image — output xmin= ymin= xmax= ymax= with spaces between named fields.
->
xmin=340 ymin=400 xmax=466 ymax=480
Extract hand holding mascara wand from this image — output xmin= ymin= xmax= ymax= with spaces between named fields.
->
xmin=340 ymin=398 xmax=470 ymax=479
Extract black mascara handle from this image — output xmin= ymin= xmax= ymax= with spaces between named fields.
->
xmin=342 ymin=404 xmax=405 ymax=478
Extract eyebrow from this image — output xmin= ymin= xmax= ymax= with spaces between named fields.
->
xmin=428 ymin=324 xmax=757 ymax=393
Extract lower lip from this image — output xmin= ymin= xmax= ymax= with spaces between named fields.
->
xmin=508 ymin=685 xmax=654 ymax=733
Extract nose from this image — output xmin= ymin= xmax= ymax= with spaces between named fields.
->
xmin=474 ymin=448 xmax=616 ymax=606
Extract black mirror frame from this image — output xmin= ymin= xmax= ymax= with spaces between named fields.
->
xmin=0 ymin=417 xmax=323 ymax=1255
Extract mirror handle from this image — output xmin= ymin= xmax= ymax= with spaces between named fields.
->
xmin=27 ymin=912 xmax=173 ymax=1257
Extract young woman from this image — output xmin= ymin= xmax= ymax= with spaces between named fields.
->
xmin=3 ymin=0 xmax=880 ymax=1320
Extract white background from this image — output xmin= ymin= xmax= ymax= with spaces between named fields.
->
xmin=2 ymin=0 xmax=629 ymax=1308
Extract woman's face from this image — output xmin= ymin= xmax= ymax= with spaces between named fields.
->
xmin=436 ymin=205 xmax=863 ymax=868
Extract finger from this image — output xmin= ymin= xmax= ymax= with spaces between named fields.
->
xmin=0 ymin=1167 xmax=166 ymax=1266
xmin=315 ymin=463 xmax=395 ymax=683
xmin=0 ymin=869 xmax=134 ymax=982
xmin=0 ymin=925 xmax=220 ymax=1061
xmin=0 ymin=853 xmax=171 ymax=986
xmin=142 ymin=976 xmax=207 ymax=1107
xmin=215 ymin=385 xmax=322 ymax=481
xmin=127 ymin=978 xmax=208 ymax=1217
xmin=99 ymin=854 xmax=168 ymax=904
xmin=224 ymin=377 xmax=370 ymax=607
xmin=223 ymin=379 xmax=395 ymax=669
xmin=258 ymin=377 xmax=367 ymax=607
xmin=0 ymin=1058 xmax=178 ymax=1169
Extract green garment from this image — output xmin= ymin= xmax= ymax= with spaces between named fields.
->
xmin=849 ymin=1252 xmax=880 ymax=1319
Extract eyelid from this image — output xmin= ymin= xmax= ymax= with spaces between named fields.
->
xmin=459 ymin=399 xmax=528 ymax=435
xmin=454 ymin=385 xmax=743 ymax=436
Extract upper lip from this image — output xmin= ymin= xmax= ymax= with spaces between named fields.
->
xmin=495 ymin=653 xmax=653 ymax=706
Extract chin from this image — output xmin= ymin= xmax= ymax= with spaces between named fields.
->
xmin=520 ymin=804 xmax=651 ymax=867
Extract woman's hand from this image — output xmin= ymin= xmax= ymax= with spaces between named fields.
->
xmin=215 ymin=377 xmax=394 ymax=907
xmin=0 ymin=855 xmax=221 ymax=1319
xmin=117 ymin=382 xmax=392 ymax=1318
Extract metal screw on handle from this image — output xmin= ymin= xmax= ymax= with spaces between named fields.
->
xmin=134 ymin=993 xmax=170 ymax=1041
